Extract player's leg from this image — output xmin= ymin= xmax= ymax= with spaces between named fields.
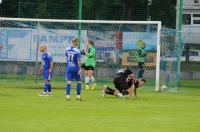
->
xmin=39 ymin=70 xmax=49 ymax=96
xmin=88 ymin=67 xmax=96 ymax=90
xmin=102 ymin=85 xmax=115 ymax=96
xmin=84 ymin=67 xmax=90 ymax=90
xmin=138 ymin=62 xmax=145 ymax=79
xmin=66 ymin=72 xmax=73 ymax=100
xmin=122 ymin=83 xmax=136 ymax=97
xmin=74 ymin=72 xmax=82 ymax=101
xmin=112 ymin=78 xmax=124 ymax=98
xmin=47 ymin=73 xmax=53 ymax=96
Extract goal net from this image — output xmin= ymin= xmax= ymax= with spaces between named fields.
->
xmin=0 ymin=17 xmax=180 ymax=91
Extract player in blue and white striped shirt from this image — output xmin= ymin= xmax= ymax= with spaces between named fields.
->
xmin=65 ymin=38 xmax=82 ymax=101
xmin=38 ymin=44 xmax=53 ymax=96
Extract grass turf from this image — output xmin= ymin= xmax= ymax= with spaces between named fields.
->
xmin=0 ymin=79 xmax=200 ymax=132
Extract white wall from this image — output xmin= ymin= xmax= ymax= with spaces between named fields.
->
xmin=183 ymin=0 xmax=200 ymax=9
xmin=183 ymin=25 xmax=200 ymax=44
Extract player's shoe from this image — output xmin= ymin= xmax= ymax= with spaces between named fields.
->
xmin=116 ymin=92 xmax=124 ymax=99
xmin=102 ymin=85 xmax=107 ymax=97
xmin=38 ymin=92 xmax=47 ymax=96
xmin=66 ymin=95 xmax=70 ymax=101
xmin=91 ymin=83 xmax=96 ymax=90
xmin=48 ymin=92 xmax=53 ymax=96
xmin=85 ymin=85 xmax=90 ymax=90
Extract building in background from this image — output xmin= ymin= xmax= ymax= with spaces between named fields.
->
xmin=181 ymin=0 xmax=200 ymax=62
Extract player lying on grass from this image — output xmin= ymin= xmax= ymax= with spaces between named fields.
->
xmin=38 ymin=44 xmax=53 ymax=96
xmin=102 ymin=68 xmax=146 ymax=98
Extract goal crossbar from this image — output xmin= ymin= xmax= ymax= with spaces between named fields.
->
xmin=0 ymin=17 xmax=161 ymax=25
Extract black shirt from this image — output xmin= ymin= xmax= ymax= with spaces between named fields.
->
xmin=116 ymin=68 xmax=133 ymax=81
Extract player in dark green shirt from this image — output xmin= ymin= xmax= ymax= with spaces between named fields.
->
xmin=137 ymin=40 xmax=147 ymax=79
xmin=81 ymin=40 xmax=96 ymax=90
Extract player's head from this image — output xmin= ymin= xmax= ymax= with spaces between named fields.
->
xmin=87 ymin=39 xmax=94 ymax=48
xmin=137 ymin=40 xmax=146 ymax=49
xmin=72 ymin=38 xmax=78 ymax=47
xmin=39 ymin=44 xmax=47 ymax=52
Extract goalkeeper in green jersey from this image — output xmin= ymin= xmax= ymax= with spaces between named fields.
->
xmin=81 ymin=40 xmax=96 ymax=90
xmin=137 ymin=40 xmax=147 ymax=79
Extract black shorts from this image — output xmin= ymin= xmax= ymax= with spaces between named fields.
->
xmin=127 ymin=79 xmax=133 ymax=88
xmin=113 ymin=77 xmax=129 ymax=92
xmin=81 ymin=63 xmax=86 ymax=69
xmin=82 ymin=64 xmax=94 ymax=71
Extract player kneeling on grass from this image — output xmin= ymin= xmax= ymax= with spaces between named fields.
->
xmin=38 ymin=44 xmax=53 ymax=96
xmin=102 ymin=68 xmax=145 ymax=98
xmin=65 ymin=38 xmax=82 ymax=101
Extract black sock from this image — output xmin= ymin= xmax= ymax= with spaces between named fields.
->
xmin=105 ymin=87 xmax=115 ymax=95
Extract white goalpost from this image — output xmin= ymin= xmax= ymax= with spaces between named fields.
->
xmin=0 ymin=17 xmax=162 ymax=91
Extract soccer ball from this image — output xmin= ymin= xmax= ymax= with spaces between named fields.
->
xmin=160 ymin=85 xmax=168 ymax=91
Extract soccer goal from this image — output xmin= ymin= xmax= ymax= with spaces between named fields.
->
xmin=0 ymin=17 xmax=180 ymax=91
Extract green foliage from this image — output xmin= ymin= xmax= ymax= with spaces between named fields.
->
xmin=0 ymin=0 xmax=176 ymax=28
xmin=150 ymin=0 xmax=176 ymax=28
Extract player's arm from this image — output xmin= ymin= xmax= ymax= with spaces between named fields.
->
xmin=127 ymin=74 xmax=135 ymax=83
xmin=126 ymin=77 xmax=137 ymax=98
xmin=129 ymin=84 xmax=137 ymax=98
xmin=133 ymin=86 xmax=137 ymax=97
xmin=48 ymin=54 xmax=53 ymax=74
xmin=86 ymin=48 xmax=95 ymax=58
xmin=38 ymin=64 xmax=43 ymax=75
xmin=49 ymin=61 xmax=53 ymax=74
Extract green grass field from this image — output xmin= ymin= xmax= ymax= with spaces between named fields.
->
xmin=0 ymin=79 xmax=200 ymax=132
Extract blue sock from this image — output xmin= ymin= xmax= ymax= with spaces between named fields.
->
xmin=44 ymin=83 xmax=48 ymax=92
xmin=66 ymin=83 xmax=71 ymax=95
xmin=48 ymin=84 xmax=52 ymax=92
xmin=76 ymin=83 xmax=81 ymax=95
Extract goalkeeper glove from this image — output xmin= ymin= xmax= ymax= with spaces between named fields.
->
xmin=81 ymin=50 xmax=86 ymax=55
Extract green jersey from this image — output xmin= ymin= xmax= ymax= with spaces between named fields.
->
xmin=84 ymin=46 xmax=96 ymax=67
xmin=137 ymin=47 xmax=147 ymax=62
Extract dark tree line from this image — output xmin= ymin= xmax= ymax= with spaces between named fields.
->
xmin=0 ymin=0 xmax=176 ymax=28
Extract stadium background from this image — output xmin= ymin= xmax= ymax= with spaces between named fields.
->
xmin=0 ymin=1 xmax=200 ymax=132
xmin=0 ymin=0 xmax=199 ymax=87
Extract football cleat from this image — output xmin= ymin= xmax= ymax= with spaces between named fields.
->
xmin=48 ymin=92 xmax=53 ymax=96
xmin=66 ymin=95 xmax=70 ymax=101
xmin=91 ymin=83 xmax=96 ymax=90
xmin=38 ymin=92 xmax=47 ymax=96
xmin=85 ymin=85 xmax=90 ymax=90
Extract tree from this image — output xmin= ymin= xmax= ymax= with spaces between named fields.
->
xmin=150 ymin=0 xmax=176 ymax=28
